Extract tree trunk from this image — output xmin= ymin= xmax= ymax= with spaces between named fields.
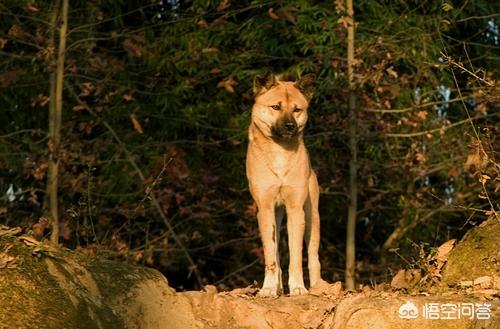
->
xmin=48 ymin=0 xmax=68 ymax=245
xmin=345 ymin=0 xmax=357 ymax=291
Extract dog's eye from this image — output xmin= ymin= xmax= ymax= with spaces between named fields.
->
xmin=270 ymin=104 xmax=281 ymax=111
xmin=293 ymin=108 xmax=303 ymax=113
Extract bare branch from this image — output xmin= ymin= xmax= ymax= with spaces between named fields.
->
xmin=67 ymin=84 xmax=203 ymax=288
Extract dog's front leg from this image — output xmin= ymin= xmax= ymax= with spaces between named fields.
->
xmin=286 ymin=205 xmax=307 ymax=296
xmin=257 ymin=206 xmax=282 ymax=297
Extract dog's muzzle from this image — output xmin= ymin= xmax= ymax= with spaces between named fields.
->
xmin=272 ymin=118 xmax=298 ymax=139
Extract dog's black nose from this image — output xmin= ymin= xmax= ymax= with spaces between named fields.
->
xmin=284 ymin=121 xmax=297 ymax=131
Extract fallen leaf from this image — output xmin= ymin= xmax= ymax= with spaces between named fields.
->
xmin=32 ymin=243 xmax=58 ymax=257
xmin=476 ymin=102 xmax=487 ymax=114
xmin=386 ymin=66 xmax=398 ymax=79
xmin=473 ymin=276 xmax=492 ymax=289
xmin=338 ymin=16 xmax=353 ymax=28
xmin=31 ymin=163 xmax=48 ymax=181
xmin=415 ymin=111 xmax=428 ymax=121
xmin=493 ymin=276 xmax=500 ymax=290
xmin=434 ymin=239 xmax=456 ymax=270
xmin=277 ymin=6 xmax=298 ymax=24
xmin=0 ymin=252 xmax=16 ymax=269
xmin=196 ymin=19 xmax=208 ymax=28
xmin=26 ymin=2 xmax=39 ymax=12
xmin=473 ymin=289 xmax=498 ymax=299
xmin=123 ymin=38 xmax=143 ymax=57
xmin=72 ymin=103 xmax=87 ymax=112
xmin=31 ymin=94 xmax=50 ymax=107
xmin=334 ymin=0 xmax=345 ymax=13
xmin=230 ymin=285 xmax=259 ymax=296
xmin=130 ymin=113 xmax=143 ymax=134
xmin=309 ymin=279 xmax=343 ymax=298
xmin=79 ymin=82 xmax=95 ymax=97
xmin=0 ymin=38 xmax=8 ymax=49
xmin=20 ymin=235 xmax=40 ymax=247
xmin=391 ymin=269 xmax=422 ymax=289
xmin=8 ymin=25 xmax=25 ymax=39
xmin=203 ymin=285 xmax=218 ymax=295
xmin=202 ymin=47 xmax=219 ymax=54
xmin=0 ymin=226 xmax=22 ymax=237
xmin=268 ymin=8 xmax=280 ymax=20
xmin=441 ymin=2 xmax=453 ymax=12
xmin=0 ymin=70 xmax=18 ymax=87
xmin=361 ymin=285 xmax=374 ymax=297
xmin=122 ymin=93 xmax=134 ymax=102
xmin=479 ymin=174 xmax=491 ymax=184
xmin=460 ymin=281 xmax=473 ymax=288
xmin=217 ymin=0 xmax=231 ymax=11
xmin=32 ymin=217 xmax=49 ymax=240
xmin=415 ymin=152 xmax=427 ymax=164
xmin=217 ymin=76 xmax=237 ymax=93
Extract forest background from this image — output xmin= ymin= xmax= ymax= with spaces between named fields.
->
xmin=0 ymin=0 xmax=498 ymax=291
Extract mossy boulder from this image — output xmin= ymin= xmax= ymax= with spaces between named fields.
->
xmin=442 ymin=217 xmax=500 ymax=285
xmin=0 ymin=233 xmax=188 ymax=329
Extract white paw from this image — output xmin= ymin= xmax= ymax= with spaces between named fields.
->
xmin=289 ymin=286 xmax=308 ymax=296
xmin=258 ymin=287 xmax=281 ymax=297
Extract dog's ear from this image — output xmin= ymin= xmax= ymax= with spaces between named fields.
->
xmin=294 ymin=74 xmax=315 ymax=100
xmin=253 ymin=72 xmax=276 ymax=95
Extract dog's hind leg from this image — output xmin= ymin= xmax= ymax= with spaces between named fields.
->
xmin=274 ymin=206 xmax=284 ymax=293
xmin=305 ymin=171 xmax=322 ymax=288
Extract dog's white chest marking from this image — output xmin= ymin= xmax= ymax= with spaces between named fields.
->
xmin=270 ymin=152 xmax=291 ymax=178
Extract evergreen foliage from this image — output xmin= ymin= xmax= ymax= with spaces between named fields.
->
xmin=0 ymin=0 xmax=498 ymax=289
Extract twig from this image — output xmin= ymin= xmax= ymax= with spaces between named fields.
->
xmin=362 ymin=97 xmax=469 ymax=114
xmin=67 ymin=85 xmax=203 ymax=288
xmin=385 ymin=116 xmax=482 ymax=138
xmin=441 ymin=53 xmax=495 ymax=87
xmin=455 ymin=13 xmax=500 ymax=23
xmin=133 ymin=155 xmax=173 ymax=217
xmin=383 ymin=204 xmax=449 ymax=249
xmin=0 ymin=129 xmax=43 ymax=139
xmin=214 ymin=258 xmax=260 ymax=285
xmin=440 ymin=43 xmax=499 ymax=220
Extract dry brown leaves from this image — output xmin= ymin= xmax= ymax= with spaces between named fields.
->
xmin=217 ymin=76 xmax=237 ymax=93
xmin=130 ymin=112 xmax=144 ymax=134
xmin=0 ymin=243 xmax=17 ymax=269
xmin=0 ymin=225 xmax=22 ymax=237
xmin=459 ymin=276 xmax=500 ymax=299
xmin=0 ymin=226 xmax=21 ymax=269
xmin=391 ymin=240 xmax=456 ymax=290
xmin=228 ymin=283 xmax=259 ymax=298
xmin=309 ymin=280 xmax=343 ymax=299
xmin=390 ymin=269 xmax=422 ymax=290
xmin=433 ymin=239 xmax=456 ymax=271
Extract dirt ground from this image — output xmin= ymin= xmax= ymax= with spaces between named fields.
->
xmin=0 ymin=218 xmax=499 ymax=328
xmin=170 ymin=284 xmax=499 ymax=329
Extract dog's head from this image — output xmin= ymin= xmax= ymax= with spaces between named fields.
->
xmin=252 ymin=73 xmax=315 ymax=141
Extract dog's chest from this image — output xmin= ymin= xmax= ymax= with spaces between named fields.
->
xmin=270 ymin=152 xmax=291 ymax=177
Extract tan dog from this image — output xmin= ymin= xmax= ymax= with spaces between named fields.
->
xmin=247 ymin=73 xmax=322 ymax=297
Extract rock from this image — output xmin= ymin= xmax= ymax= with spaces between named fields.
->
xmin=442 ymin=217 xmax=500 ymax=285
xmin=1 ymin=230 xmax=499 ymax=329
xmin=0 ymin=234 xmax=194 ymax=329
